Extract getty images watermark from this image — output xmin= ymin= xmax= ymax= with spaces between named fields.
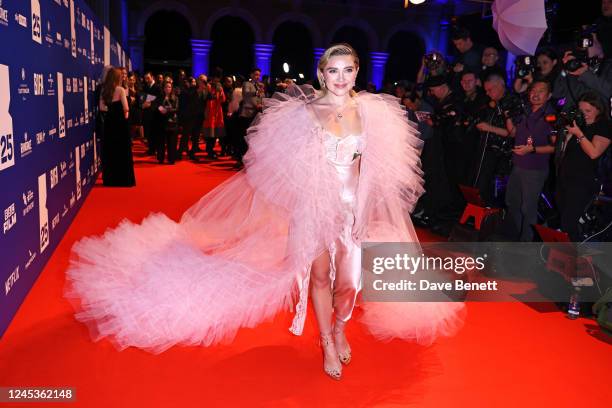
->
xmin=361 ymin=242 xmax=612 ymax=302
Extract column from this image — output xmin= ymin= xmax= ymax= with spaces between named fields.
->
xmin=369 ymin=52 xmax=389 ymax=91
xmin=191 ymin=39 xmax=213 ymax=77
xmin=128 ymin=36 xmax=144 ymax=73
xmin=120 ymin=0 xmax=128 ymax=46
xmin=437 ymin=19 xmax=450 ymax=56
xmin=253 ymin=43 xmax=274 ymax=78
xmin=505 ymin=52 xmax=516 ymax=86
xmin=313 ymin=47 xmax=325 ymax=79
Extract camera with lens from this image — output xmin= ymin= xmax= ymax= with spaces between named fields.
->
xmin=498 ymin=94 xmax=527 ymax=119
xmin=423 ymin=52 xmax=446 ymax=73
xmin=515 ymin=55 xmax=535 ymax=79
xmin=544 ymin=108 xmax=586 ymax=136
xmin=430 ymin=104 xmax=461 ymax=127
xmin=564 ymin=29 xmax=599 ymax=72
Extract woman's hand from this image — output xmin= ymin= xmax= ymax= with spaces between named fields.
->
xmin=566 ymin=120 xmax=584 ymax=138
xmin=512 ymin=144 xmax=532 ymax=156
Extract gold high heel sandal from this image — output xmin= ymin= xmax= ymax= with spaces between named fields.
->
xmin=333 ymin=322 xmax=352 ymax=365
xmin=320 ymin=333 xmax=342 ymax=380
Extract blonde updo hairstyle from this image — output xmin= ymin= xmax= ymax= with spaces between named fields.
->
xmin=317 ymin=43 xmax=359 ymax=96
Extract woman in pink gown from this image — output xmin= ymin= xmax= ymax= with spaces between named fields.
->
xmin=65 ymin=44 xmax=464 ymax=380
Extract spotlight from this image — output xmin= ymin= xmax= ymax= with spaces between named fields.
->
xmin=298 ymin=73 xmax=304 ymax=79
xmin=283 ymin=63 xmax=290 ymax=73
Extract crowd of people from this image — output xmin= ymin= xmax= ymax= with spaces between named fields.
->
xmin=397 ymin=3 xmax=612 ymax=243
xmin=96 ymin=0 xmax=612 ymax=243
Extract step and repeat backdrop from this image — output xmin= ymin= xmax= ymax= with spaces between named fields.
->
xmin=0 ymin=0 xmax=130 ymax=337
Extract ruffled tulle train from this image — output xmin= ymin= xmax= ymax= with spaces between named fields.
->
xmin=65 ymin=87 xmax=464 ymax=353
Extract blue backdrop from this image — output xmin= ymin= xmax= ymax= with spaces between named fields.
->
xmin=0 ymin=0 xmax=129 ymax=338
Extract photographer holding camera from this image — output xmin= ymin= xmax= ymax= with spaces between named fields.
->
xmin=415 ymin=75 xmax=465 ymax=235
xmin=503 ymin=81 xmax=556 ymax=241
xmin=556 ymin=91 xmax=611 ymax=240
xmin=513 ymin=49 xmax=561 ymax=95
xmin=473 ymin=74 xmax=514 ymax=206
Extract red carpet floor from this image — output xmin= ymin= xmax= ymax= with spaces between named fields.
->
xmin=1 ymin=142 xmax=610 ymax=407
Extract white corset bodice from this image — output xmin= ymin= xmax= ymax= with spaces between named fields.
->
xmin=323 ymin=132 xmax=363 ymax=207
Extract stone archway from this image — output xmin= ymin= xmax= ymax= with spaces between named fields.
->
xmin=202 ymin=7 xmax=263 ymax=43
xmin=136 ymin=0 xmax=198 ymax=38
xmin=266 ymin=12 xmax=322 ymax=47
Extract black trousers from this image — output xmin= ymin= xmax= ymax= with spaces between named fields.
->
xmin=233 ymin=116 xmax=254 ymax=161
xmin=419 ymin=134 xmax=454 ymax=220
xmin=158 ymin=127 xmax=177 ymax=164
xmin=178 ymin=116 xmax=203 ymax=154
xmin=556 ymin=177 xmax=598 ymax=241
xmin=142 ymin=110 xmax=156 ymax=154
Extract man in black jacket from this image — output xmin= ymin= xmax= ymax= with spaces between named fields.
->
xmin=141 ymin=72 xmax=162 ymax=155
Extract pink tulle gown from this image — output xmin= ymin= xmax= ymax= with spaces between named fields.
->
xmin=65 ymin=86 xmax=464 ymax=354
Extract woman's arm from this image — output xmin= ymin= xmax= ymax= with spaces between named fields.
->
xmin=119 ymin=87 xmax=129 ymax=119
xmin=567 ymin=121 xmax=611 ymax=159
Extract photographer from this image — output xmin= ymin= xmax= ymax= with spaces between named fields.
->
xmin=513 ymin=49 xmax=561 ymax=95
xmin=473 ymin=74 xmax=514 ymax=206
xmin=503 ymin=81 xmax=556 ymax=241
xmin=395 ymin=81 xmax=434 ymax=141
xmin=461 ymin=70 xmax=489 ymax=183
xmin=419 ymin=75 xmax=466 ymax=235
xmin=556 ymin=91 xmax=611 ymax=241
xmin=451 ymin=27 xmax=483 ymax=75
xmin=480 ymin=47 xmax=507 ymax=83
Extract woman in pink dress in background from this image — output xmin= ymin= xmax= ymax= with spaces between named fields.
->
xmin=65 ymin=44 xmax=464 ymax=381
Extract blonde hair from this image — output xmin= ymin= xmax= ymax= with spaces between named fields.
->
xmin=317 ymin=43 xmax=359 ymax=95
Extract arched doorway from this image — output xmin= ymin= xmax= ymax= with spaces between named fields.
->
xmin=331 ymin=27 xmax=369 ymax=89
xmin=385 ymin=31 xmax=426 ymax=82
xmin=271 ymin=22 xmax=313 ymax=81
xmin=143 ymin=10 xmax=192 ymax=75
xmin=209 ymin=16 xmax=255 ymax=78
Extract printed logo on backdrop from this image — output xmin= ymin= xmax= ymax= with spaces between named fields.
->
xmin=70 ymin=0 xmax=76 ymax=58
xmin=22 ymin=189 xmax=35 ymax=217
xmin=45 ymin=20 xmax=54 ymax=45
xmin=34 ymin=73 xmax=44 ymax=96
xmin=50 ymin=165 xmax=59 ymax=188
xmin=36 ymin=130 xmax=45 ymax=145
xmin=83 ymin=76 xmax=89 ymax=123
xmin=104 ymin=26 xmax=110 ymax=66
xmin=31 ymin=0 xmax=42 ymax=44
xmin=18 ymin=68 xmax=31 ymax=100
xmin=20 ymin=132 xmax=33 ymax=158
xmin=75 ymin=146 xmax=81 ymax=200
xmin=3 ymin=202 xmax=16 ymax=234
xmin=38 ymin=173 xmax=49 ymax=253
xmin=0 ymin=0 xmax=9 ymax=27
xmin=46 ymin=73 xmax=55 ymax=96
xmin=0 ymin=64 xmax=15 ymax=172
xmin=57 ymin=72 xmax=65 ymax=138
xmin=25 ymin=249 xmax=37 ymax=270
xmin=5 ymin=266 xmax=19 ymax=296
xmin=60 ymin=160 xmax=67 ymax=179
xmin=89 ymin=18 xmax=95 ymax=64
xmin=51 ymin=211 xmax=60 ymax=231
xmin=15 ymin=12 xmax=27 ymax=28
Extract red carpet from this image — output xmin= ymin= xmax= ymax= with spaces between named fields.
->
xmin=1 ymin=142 xmax=610 ymax=407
